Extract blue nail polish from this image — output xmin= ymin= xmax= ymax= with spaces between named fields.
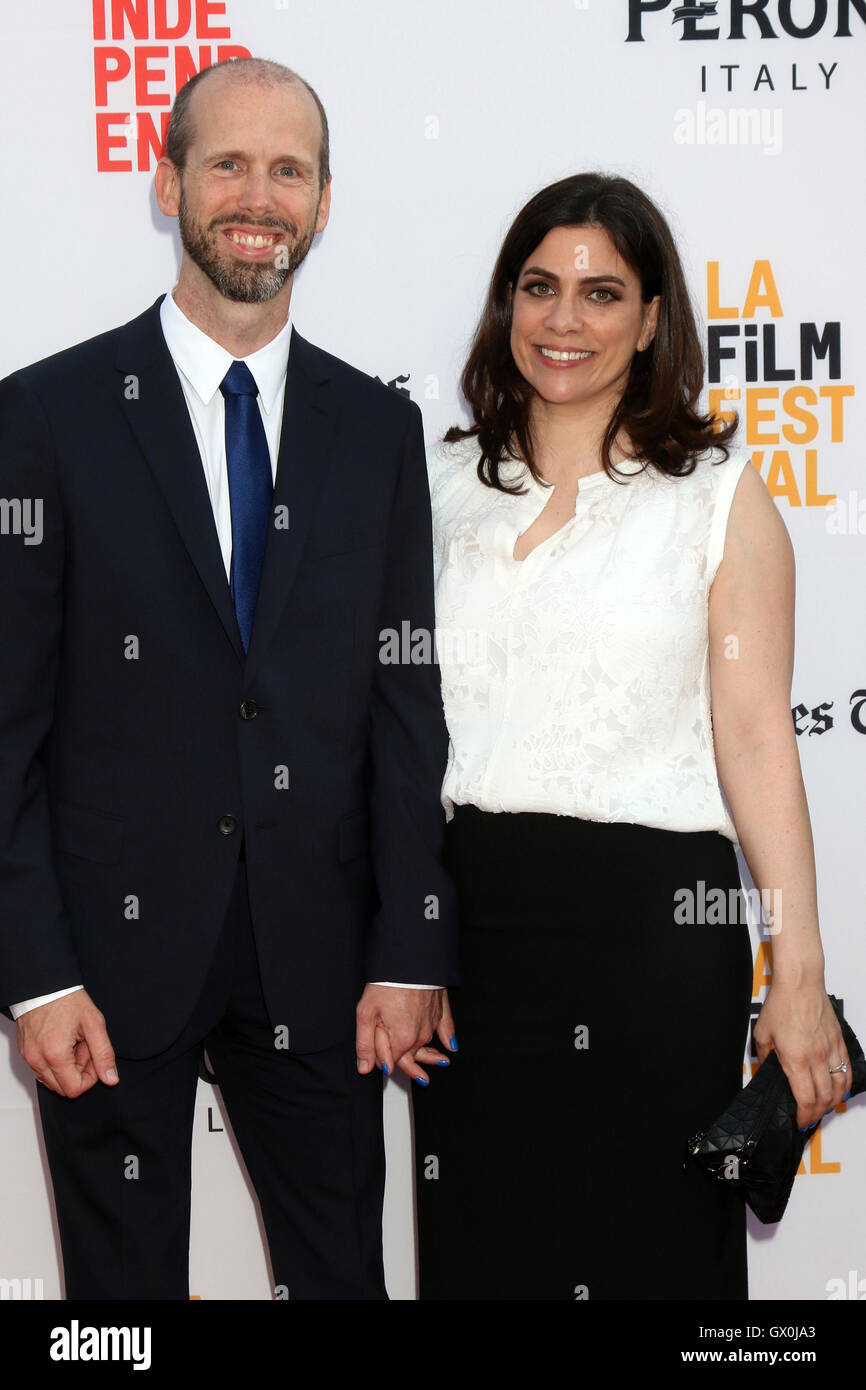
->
xmin=844 ymin=1089 xmax=852 ymax=1102
xmin=449 ymin=1036 xmax=459 ymax=1052
xmin=382 ymin=1064 xmax=389 ymax=1076
xmin=436 ymin=1059 xmax=450 ymax=1067
xmin=414 ymin=1076 xmax=429 ymax=1086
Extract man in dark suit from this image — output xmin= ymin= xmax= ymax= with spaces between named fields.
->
xmin=0 ymin=56 xmax=457 ymax=1300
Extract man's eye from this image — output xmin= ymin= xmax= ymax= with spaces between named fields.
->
xmin=277 ymin=166 xmax=297 ymax=177
xmin=217 ymin=160 xmax=237 ymax=171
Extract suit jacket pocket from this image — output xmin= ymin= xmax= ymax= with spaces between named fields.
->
xmin=337 ymin=808 xmax=370 ymax=863
xmin=52 ymin=799 xmax=124 ymax=865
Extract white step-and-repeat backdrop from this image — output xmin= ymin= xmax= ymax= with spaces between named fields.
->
xmin=1 ymin=0 xmax=863 ymax=1301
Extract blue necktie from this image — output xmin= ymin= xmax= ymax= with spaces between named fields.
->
xmin=220 ymin=360 xmax=273 ymax=652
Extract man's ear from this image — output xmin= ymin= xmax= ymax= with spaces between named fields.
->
xmin=155 ymin=158 xmax=181 ymax=218
xmin=315 ymin=178 xmax=332 ymax=236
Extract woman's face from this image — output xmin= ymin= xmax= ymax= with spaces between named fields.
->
xmin=509 ymin=223 xmax=659 ymax=417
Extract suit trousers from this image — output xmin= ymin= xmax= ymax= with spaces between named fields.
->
xmin=36 ymin=862 xmax=387 ymax=1300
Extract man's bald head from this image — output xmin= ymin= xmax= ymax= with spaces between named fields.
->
xmin=164 ymin=58 xmax=330 ymax=194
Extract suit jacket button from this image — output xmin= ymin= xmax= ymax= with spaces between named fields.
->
xmin=239 ymin=700 xmax=258 ymax=720
xmin=218 ymin=814 xmax=238 ymax=836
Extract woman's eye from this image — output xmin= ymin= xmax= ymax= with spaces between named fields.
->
xmin=589 ymin=288 xmax=617 ymax=303
xmin=523 ymin=281 xmax=554 ymax=296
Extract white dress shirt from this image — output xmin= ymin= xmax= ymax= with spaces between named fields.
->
xmin=11 ymin=291 xmax=436 ymax=1019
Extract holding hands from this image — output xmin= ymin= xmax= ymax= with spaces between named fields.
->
xmin=356 ymin=986 xmax=457 ymax=1085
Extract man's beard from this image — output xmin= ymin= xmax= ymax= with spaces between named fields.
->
xmin=177 ymin=187 xmax=316 ymax=303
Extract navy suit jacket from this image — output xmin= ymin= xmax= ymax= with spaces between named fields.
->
xmin=0 ymin=297 xmax=458 ymax=1056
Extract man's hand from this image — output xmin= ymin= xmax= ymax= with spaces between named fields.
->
xmin=16 ymin=990 xmax=118 ymax=1098
xmin=356 ymin=985 xmax=454 ymax=1084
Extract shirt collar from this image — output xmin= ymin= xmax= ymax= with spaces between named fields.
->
xmin=159 ymin=289 xmax=293 ymax=415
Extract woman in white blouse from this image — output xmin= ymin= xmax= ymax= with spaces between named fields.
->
xmin=411 ymin=172 xmax=848 ymax=1300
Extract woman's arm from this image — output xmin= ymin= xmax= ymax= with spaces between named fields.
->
xmin=708 ymin=459 xmax=849 ymax=1128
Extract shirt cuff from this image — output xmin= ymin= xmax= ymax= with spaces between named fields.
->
xmin=372 ymin=981 xmax=442 ymax=989
xmin=9 ymin=985 xmax=85 ymax=1020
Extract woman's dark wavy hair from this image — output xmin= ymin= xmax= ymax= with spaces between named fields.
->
xmin=445 ymin=172 xmax=737 ymax=492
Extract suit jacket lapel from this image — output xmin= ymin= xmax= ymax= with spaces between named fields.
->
xmin=114 ymin=297 xmax=244 ymax=662
xmin=113 ymin=301 xmax=336 ymax=677
xmin=243 ymin=330 xmax=337 ymax=684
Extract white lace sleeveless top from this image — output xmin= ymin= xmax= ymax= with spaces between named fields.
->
xmin=428 ymin=437 xmax=751 ymax=844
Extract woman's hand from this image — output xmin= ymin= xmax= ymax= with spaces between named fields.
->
xmin=410 ymin=989 xmax=458 ymax=1085
xmin=753 ymin=984 xmax=850 ymax=1130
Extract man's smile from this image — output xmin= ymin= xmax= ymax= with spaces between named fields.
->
xmin=219 ymin=225 xmax=286 ymax=257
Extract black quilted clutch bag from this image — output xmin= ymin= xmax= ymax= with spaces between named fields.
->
xmin=685 ymin=995 xmax=866 ymax=1224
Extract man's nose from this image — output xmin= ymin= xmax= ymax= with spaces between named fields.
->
xmin=236 ymin=171 xmax=276 ymax=217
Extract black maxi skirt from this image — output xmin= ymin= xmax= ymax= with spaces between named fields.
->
xmin=413 ymin=805 xmax=753 ymax=1301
